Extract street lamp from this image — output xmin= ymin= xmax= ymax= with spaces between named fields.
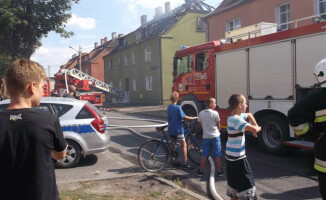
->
xmin=69 ymin=45 xmax=82 ymax=71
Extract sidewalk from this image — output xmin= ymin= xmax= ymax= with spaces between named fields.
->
xmin=57 ymin=150 xmax=208 ymax=200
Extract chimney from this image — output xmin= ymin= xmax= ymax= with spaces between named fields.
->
xmin=111 ymin=32 xmax=117 ymax=39
xmin=141 ymin=15 xmax=147 ymax=26
xmin=118 ymin=34 xmax=124 ymax=38
xmin=101 ymin=39 xmax=104 ymax=45
xmin=165 ymin=2 xmax=170 ymax=14
xmin=154 ymin=7 xmax=163 ymax=18
xmin=94 ymin=42 xmax=98 ymax=49
xmin=104 ymin=37 xmax=108 ymax=42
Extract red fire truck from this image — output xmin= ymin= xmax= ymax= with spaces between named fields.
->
xmin=54 ymin=68 xmax=121 ymax=106
xmin=172 ymin=16 xmax=326 ymax=154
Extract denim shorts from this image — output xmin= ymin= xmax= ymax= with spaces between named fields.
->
xmin=201 ymin=137 xmax=222 ymax=157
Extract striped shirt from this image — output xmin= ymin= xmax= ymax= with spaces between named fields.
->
xmin=225 ymin=113 xmax=248 ymax=159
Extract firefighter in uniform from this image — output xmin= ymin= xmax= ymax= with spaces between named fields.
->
xmin=288 ymin=58 xmax=326 ymax=200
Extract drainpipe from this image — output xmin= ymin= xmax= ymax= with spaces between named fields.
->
xmin=158 ymin=36 xmax=163 ymax=105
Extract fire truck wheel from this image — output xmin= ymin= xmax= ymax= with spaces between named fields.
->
xmin=257 ymin=114 xmax=289 ymax=155
xmin=183 ymin=107 xmax=197 ymax=117
xmin=55 ymin=140 xmax=82 ymax=169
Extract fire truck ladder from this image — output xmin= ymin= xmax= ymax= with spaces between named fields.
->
xmin=62 ymin=68 xmax=123 ymax=98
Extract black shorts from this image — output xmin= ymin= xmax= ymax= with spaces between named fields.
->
xmin=226 ymin=157 xmax=257 ymax=199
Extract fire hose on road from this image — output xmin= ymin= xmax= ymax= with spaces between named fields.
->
xmin=106 ymin=116 xmax=224 ymax=200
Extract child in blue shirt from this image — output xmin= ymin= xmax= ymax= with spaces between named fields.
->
xmin=167 ymin=92 xmax=197 ymax=170
xmin=226 ymin=94 xmax=261 ymax=200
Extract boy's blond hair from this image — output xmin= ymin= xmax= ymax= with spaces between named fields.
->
xmin=170 ymin=91 xmax=179 ymax=102
xmin=5 ymin=58 xmax=47 ymax=97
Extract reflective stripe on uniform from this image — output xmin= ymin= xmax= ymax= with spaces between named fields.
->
xmin=314 ymin=158 xmax=326 ymax=173
xmin=314 ymin=115 xmax=326 ymax=123
xmin=315 ymin=109 xmax=326 ymax=123
xmin=316 ymin=109 xmax=326 ymax=117
xmin=291 ymin=123 xmax=309 ymax=136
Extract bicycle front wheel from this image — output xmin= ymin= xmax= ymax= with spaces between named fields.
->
xmin=187 ymin=136 xmax=202 ymax=165
xmin=138 ymin=140 xmax=169 ymax=172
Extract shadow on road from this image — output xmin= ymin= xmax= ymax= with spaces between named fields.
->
xmin=260 ymin=185 xmax=321 ymax=199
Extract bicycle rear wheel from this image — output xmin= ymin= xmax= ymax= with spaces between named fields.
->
xmin=138 ymin=140 xmax=169 ymax=172
xmin=187 ymin=135 xmax=202 ymax=165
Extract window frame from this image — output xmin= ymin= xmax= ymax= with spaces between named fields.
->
xmin=278 ymin=3 xmax=291 ymax=30
xmin=132 ymin=52 xmax=136 ymax=65
xmin=226 ymin=18 xmax=241 ymax=32
xmin=132 ymin=79 xmax=137 ymax=91
xmin=144 ymin=48 xmax=152 ymax=63
xmin=320 ymin=0 xmax=326 ymax=20
xmin=145 ymin=76 xmax=152 ymax=91
xmin=124 ymin=55 xmax=128 ymax=67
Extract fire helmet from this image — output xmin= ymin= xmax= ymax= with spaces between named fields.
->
xmin=314 ymin=58 xmax=326 ymax=87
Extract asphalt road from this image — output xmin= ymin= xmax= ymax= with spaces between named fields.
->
xmin=56 ymin=109 xmax=322 ymax=200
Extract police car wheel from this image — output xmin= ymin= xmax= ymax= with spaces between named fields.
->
xmin=55 ymin=140 xmax=82 ymax=169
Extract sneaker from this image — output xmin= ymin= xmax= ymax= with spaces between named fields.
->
xmin=196 ymin=169 xmax=204 ymax=176
xmin=215 ymin=169 xmax=225 ymax=177
xmin=183 ymin=163 xmax=195 ymax=170
xmin=172 ymin=161 xmax=181 ymax=168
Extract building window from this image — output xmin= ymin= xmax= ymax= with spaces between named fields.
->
xmin=124 ymin=55 xmax=128 ymax=67
xmin=277 ymin=3 xmax=290 ymax=30
xmin=132 ymin=79 xmax=137 ymax=91
xmin=320 ymin=0 xmax=326 ymax=20
xmin=145 ymin=76 xmax=152 ymax=91
xmin=145 ymin=48 xmax=151 ymax=63
xmin=118 ymin=56 xmax=121 ymax=68
xmin=119 ymin=80 xmax=122 ymax=91
xmin=132 ymin=52 xmax=136 ymax=65
xmin=108 ymin=59 xmax=112 ymax=71
xmin=84 ymin=55 xmax=88 ymax=62
xmin=196 ymin=17 xmax=204 ymax=31
xmin=226 ymin=18 xmax=241 ymax=32
xmin=135 ymin=32 xmax=141 ymax=41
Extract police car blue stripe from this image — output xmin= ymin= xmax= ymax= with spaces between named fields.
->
xmin=62 ymin=125 xmax=95 ymax=134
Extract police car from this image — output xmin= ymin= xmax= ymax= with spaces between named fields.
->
xmin=0 ymin=97 xmax=110 ymax=169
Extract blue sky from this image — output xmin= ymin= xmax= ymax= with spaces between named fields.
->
xmin=31 ymin=0 xmax=222 ymax=77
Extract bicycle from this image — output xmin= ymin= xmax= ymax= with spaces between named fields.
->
xmin=138 ymin=120 xmax=202 ymax=172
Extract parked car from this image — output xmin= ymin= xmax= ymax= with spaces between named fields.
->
xmin=0 ymin=97 xmax=110 ymax=169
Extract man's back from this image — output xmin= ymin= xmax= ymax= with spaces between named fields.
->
xmin=0 ymin=108 xmax=67 ymax=200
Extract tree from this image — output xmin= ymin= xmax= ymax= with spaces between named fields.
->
xmin=0 ymin=0 xmax=79 ymax=77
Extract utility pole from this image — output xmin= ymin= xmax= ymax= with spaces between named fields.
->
xmin=78 ymin=46 xmax=82 ymax=72
xmin=69 ymin=45 xmax=82 ymax=72
xmin=48 ymin=65 xmax=51 ymax=77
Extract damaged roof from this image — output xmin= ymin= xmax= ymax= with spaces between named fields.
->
xmin=111 ymin=0 xmax=214 ymax=53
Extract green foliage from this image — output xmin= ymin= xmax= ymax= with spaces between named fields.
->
xmin=0 ymin=54 xmax=14 ymax=78
xmin=0 ymin=0 xmax=79 ymax=60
